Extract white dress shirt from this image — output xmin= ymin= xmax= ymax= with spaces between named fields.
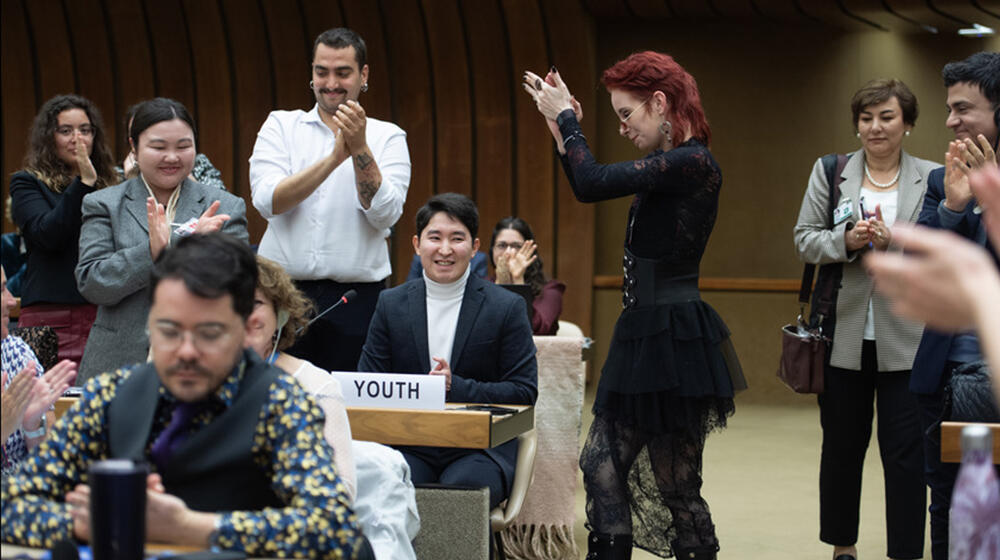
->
xmin=249 ymin=105 xmax=411 ymax=282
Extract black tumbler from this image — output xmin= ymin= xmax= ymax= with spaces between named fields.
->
xmin=88 ymin=459 xmax=148 ymax=560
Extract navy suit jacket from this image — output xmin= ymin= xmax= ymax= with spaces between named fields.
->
xmin=357 ymin=274 xmax=538 ymax=487
xmin=911 ymin=167 xmax=999 ymax=394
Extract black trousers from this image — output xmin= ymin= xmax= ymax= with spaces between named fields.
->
xmin=818 ymin=340 xmax=925 ymax=559
xmin=289 ymin=279 xmax=384 ymax=373
xmin=401 ymin=446 xmax=508 ymax=508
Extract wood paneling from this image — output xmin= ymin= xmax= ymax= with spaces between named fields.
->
xmin=183 ymin=0 xmax=234 ymax=191
xmin=382 ymin=0 xmax=434 ymax=284
xmin=1 ymin=0 xmax=37 ymax=199
xmin=1 ymin=0 xmax=596 ymax=335
xmin=25 ymin=0 xmax=76 ymax=100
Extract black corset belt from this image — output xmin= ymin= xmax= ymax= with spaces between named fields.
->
xmin=622 ymin=250 xmax=699 ymax=309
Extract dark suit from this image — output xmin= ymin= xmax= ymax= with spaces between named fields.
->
xmin=912 ymin=167 xmax=999 ymax=559
xmin=357 ymin=274 xmax=537 ymax=507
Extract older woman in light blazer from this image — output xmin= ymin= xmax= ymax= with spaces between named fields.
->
xmin=75 ymin=98 xmax=247 ymax=383
xmin=794 ymin=79 xmax=938 ymax=560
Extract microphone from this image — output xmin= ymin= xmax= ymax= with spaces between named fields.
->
xmin=297 ymin=289 xmax=357 ymax=333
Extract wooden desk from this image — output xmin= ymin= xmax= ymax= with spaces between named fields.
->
xmin=940 ymin=421 xmax=1000 ymax=464
xmin=347 ymin=404 xmax=533 ymax=448
xmin=56 ymin=397 xmax=534 ymax=449
xmin=1 ymin=542 xmax=203 ymax=558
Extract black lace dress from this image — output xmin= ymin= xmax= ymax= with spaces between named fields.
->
xmin=557 ymin=110 xmax=744 ymax=557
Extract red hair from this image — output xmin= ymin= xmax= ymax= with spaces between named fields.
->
xmin=601 ymin=51 xmax=711 ymax=145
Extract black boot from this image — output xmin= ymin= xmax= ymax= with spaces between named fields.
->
xmin=585 ymin=531 xmax=633 ymax=560
xmin=672 ymin=541 xmax=719 ymax=560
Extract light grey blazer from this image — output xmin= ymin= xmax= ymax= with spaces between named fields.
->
xmin=793 ymin=149 xmax=939 ymax=372
xmin=75 ymin=177 xmax=248 ymax=383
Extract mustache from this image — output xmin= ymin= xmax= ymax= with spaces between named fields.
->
xmin=319 ymin=87 xmax=346 ymax=95
xmin=166 ymin=361 xmax=212 ymax=378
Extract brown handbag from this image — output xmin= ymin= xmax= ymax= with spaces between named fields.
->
xmin=778 ymin=153 xmax=849 ymax=394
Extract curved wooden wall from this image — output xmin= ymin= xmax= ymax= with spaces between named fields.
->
xmin=1 ymin=0 xmax=596 ymax=334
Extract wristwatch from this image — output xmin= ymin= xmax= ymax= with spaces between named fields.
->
xmin=22 ymin=415 xmax=45 ymax=438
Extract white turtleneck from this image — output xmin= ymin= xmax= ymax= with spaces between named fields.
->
xmin=423 ymin=266 xmax=470 ymax=370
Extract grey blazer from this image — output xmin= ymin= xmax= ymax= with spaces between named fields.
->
xmin=75 ymin=177 xmax=248 ymax=383
xmin=793 ymin=149 xmax=939 ymax=372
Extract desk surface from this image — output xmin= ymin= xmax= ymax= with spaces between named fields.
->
xmin=347 ymin=404 xmax=533 ymax=448
xmin=55 ymin=397 xmax=533 ymax=449
xmin=940 ymin=421 xmax=1000 ymax=464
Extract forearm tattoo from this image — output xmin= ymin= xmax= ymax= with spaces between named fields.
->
xmin=359 ymin=181 xmax=379 ymax=206
xmin=353 ymin=152 xmax=374 ymax=170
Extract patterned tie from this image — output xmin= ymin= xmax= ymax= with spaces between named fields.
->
xmin=150 ymin=401 xmax=201 ymax=473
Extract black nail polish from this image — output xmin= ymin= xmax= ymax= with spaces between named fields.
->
xmin=551 ymin=66 xmax=558 ymax=73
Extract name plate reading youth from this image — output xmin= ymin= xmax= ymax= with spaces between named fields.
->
xmin=331 ymin=371 xmax=446 ymax=410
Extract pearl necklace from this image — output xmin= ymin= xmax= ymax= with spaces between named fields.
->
xmin=864 ymin=161 xmax=900 ymax=188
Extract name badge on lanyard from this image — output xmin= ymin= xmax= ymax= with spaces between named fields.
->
xmin=833 ymin=197 xmax=853 ymax=225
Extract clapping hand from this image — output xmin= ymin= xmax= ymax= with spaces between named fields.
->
xmin=74 ymin=131 xmax=98 ymax=187
xmin=193 ymin=200 xmax=231 ymax=234
xmin=522 ymin=69 xmax=574 ymax=121
xmin=147 ymin=197 xmax=171 ymax=260
xmin=1 ymin=366 xmax=37 ymax=441
xmin=21 ymin=360 xmax=76 ymax=433
xmin=970 ymin=163 xmax=1000 ymax=249
xmin=943 ymin=136 xmax=996 ymax=212
xmin=865 ymin=223 xmax=1000 ymax=331
xmin=505 ymin=240 xmax=538 ymax=284
xmin=332 ymin=100 xmax=368 ymax=154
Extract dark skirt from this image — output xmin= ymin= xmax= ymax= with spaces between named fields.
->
xmin=593 ymin=298 xmax=745 ymax=436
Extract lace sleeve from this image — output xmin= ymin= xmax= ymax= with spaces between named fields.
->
xmin=557 ymin=111 xmax=715 ymax=203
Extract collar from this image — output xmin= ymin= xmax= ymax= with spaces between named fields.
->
xmin=303 ymin=104 xmax=324 ymax=125
xmin=423 ymin=266 xmax=471 ymax=300
xmin=140 ymin=173 xmax=184 ymax=224
xmin=157 ymin=354 xmax=248 ymax=410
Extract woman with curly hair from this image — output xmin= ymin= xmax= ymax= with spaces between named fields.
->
xmin=10 ymin=94 xmax=119 ymax=365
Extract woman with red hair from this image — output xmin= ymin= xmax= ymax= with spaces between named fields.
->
xmin=524 ymin=52 xmax=744 ymax=560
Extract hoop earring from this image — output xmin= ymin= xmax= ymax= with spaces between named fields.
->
xmin=309 ymin=80 xmax=315 ymax=90
xmin=659 ymin=120 xmax=673 ymax=145
xmin=361 ymin=83 xmax=369 ymax=93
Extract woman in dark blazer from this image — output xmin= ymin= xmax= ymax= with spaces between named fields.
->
xmin=10 ymin=94 xmax=119 ymax=365
xmin=75 ymin=98 xmax=247 ymax=383
xmin=794 ymin=79 xmax=938 ymax=560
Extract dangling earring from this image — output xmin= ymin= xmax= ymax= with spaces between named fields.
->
xmin=659 ymin=120 xmax=673 ymax=146
xmin=361 ymin=83 xmax=369 ymax=93
xmin=309 ymin=80 xmax=315 ymax=90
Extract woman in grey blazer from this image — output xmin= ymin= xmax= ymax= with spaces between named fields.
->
xmin=794 ymin=79 xmax=938 ymax=560
xmin=75 ymin=98 xmax=247 ymax=383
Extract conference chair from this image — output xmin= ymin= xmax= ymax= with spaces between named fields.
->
xmin=491 ymin=429 xmax=538 ymax=560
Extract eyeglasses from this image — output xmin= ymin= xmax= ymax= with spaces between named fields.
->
xmin=619 ymin=97 xmax=651 ymax=129
xmin=148 ymin=323 xmax=232 ymax=353
xmin=55 ymin=125 xmax=95 ymax=137
xmin=494 ymin=242 xmax=524 ymax=251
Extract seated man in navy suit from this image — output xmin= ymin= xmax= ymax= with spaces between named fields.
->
xmin=358 ymin=193 xmax=538 ymax=507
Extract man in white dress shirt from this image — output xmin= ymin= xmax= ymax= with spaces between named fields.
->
xmin=250 ymin=27 xmax=411 ymax=372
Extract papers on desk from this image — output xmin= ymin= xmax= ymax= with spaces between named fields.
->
xmin=331 ymin=371 xmax=445 ymax=410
